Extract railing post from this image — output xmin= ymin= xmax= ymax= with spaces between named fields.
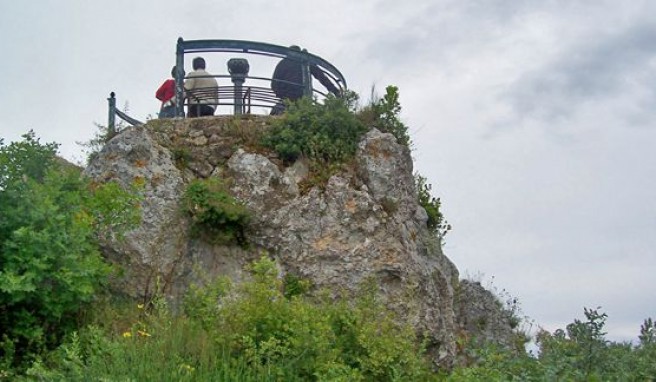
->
xmin=301 ymin=49 xmax=312 ymax=98
xmin=175 ymin=37 xmax=185 ymax=118
xmin=108 ymin=92 xmax=116 ymax=137
xmin=228 ymin=58 xmax=250 ymax=115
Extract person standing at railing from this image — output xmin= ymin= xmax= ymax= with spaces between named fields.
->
xmin=184 ymin=57 xmax=219 ymax=117
xmin=156 ymin=66 xmax=183 ymax=119
xmin=270 ymin=45 xmax=340 ymax=115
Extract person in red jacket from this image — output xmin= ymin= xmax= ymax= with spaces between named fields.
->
xmin=156 ymin=66 xmax=182 ymax=118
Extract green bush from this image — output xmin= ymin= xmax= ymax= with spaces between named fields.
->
xmin=448 ymin=307 xmax=656 ymax=381
xmin=0 ymin=132 xmax=140 ymax=369
xmin=181 ymin=178 xmax=250 ymax=246
xmin=22 ymin=257 xmax=434 ymax=381
xmin=189 ymin=257 xmax=434 ymax=381
xmin=415 ymin=174 xmax=451 ymax=241
xmin=533 ymin=307 xmax=656 ymax=381
xmin=358 ymin=85 xmax=411 ymax=147
xmin=263 ymin=96 xmax=367 ymax=164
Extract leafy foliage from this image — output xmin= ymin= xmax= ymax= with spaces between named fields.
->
xmin=415 ymin=174 xmax=451 ymax=241
xmin=19 ymin=257 xmax=434 ymax=381
xmin=263 ymin=96 xmax=367 ymax=164
xmin=358 ymin=85 xmax=411 ymax=147
xmin=0 ymin=132 xmax=141 ymax=369
xmin=181 ymin=178 xmax=250 ymax=246
xmin=448 ymin=307 xmax=656 ymax=381
xmin=534 ymin=307 xmax=633 ymax=381
xmin=0 ymin=131 xmax=58 ymax=189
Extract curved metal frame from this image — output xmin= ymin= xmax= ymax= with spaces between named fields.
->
xmin=174 ymin=38 xmax=348 ymax=117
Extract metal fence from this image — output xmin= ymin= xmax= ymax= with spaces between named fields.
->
xmin=174 ymin=38 xmax=348 ymax=117
xmin=107 ymin=92 xmax=143 ymax=137
xmin=107 ymin=38 xmax=348 ymax=131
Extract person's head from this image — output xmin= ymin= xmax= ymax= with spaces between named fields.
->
xmin=192 ymin=57 xmax=206 ymax=70
xmin=289 ymin=45 xmax=301 ymax=52
xmin=171 ymin=66 xmax=184 ymax=78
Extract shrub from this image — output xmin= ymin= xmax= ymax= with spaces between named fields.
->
xmin=262 ymin=96 xmax=367 ymax=165
xmin=0 ymin=132 xmax=140 ymax=369
xmin=359 ymin=85 xmax=411 ymax=147
xmin=185 ymin=257 xmax=435 ymax=381
xmin=22 ymin=257 xmax=434 ymax=381
xmin=415 ymin=173 xmax=451 ymax=240
xmin=448 ymin=308 xmax=656 ymax=381
xmin=181 ymin=178 xmax=250 ymax=246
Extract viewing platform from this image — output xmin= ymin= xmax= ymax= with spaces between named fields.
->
xmin=108 ymin=38 xmax=348 ymax=132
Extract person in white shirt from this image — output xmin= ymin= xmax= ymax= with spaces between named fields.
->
xmin=184 ymin=57 xmax=219 ymax=117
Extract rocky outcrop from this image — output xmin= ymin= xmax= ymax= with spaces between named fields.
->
xmin=455 ymin=280 xmax=524 ymax=354
xmin=84 ymin=117 xmax=466 ymax=366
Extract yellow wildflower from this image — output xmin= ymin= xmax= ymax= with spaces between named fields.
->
xmin=122 ymin=331 xmax=132 ymax=338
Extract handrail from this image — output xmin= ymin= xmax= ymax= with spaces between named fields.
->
xmin=107 ymin=92 xmax=143 ymax=137
xmin=176 ymin=39 xmax=347 ymax=88
xmin=105 ymin=39 xmax=349 ymax=128
xmin=174 ymin=38 xmax=348 ymax=117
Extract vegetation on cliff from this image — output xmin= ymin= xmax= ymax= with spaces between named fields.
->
xmin=0 ymin=132 xmax=140 ymax=370
xmin=2 ymin=95 xmax=654 ymax=380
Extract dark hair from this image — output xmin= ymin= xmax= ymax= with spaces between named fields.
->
xmin=171 ymin=66 xmax=184 ymax=78
xmin=192 ymin=57 xmax=206 ymax=70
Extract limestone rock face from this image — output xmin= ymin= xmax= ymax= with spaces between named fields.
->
xmin=84 ymin=118 xmax=466 ymax=366
xmin=455 ymin=280 xmax=522 ymax=353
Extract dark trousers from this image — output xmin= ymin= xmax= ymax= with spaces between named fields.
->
xmin=187 ymin=104 xmax=215 ymax=118
xmin=158 ymin=105 xmax=176 ymax=119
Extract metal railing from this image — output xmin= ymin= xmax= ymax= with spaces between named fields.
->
xmin=174 ymin=38 xmax=348 ymax=117
xmin=107 ymin=92 xmax=143 ymax=137
xmin=106 ymin=39 xmax=348 ymax=130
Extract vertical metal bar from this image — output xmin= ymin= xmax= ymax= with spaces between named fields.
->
xmin=175 ymin=37 xmax=185 ymax=118
xmin=301 ymin=59 xmax=312 ymax=98
xmin=234 ymin=83 xmax=243 ymax=115
xmin=108 ymin=92 xmax=116 ymax=137
xmin=244 ymin=87 xmax=251 ymax=114
xmin=300 ymin=49 xmax=312 ymax=98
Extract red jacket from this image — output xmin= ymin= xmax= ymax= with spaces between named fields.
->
xmin=156 ymin=79 xmax=176 ymax=104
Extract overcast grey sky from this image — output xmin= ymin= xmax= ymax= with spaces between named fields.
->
xmin=1 ymin=0 xmax=654 ymax=343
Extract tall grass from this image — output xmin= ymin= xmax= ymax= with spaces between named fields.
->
xmin=18 ymin=257 xmax=434 ymax=381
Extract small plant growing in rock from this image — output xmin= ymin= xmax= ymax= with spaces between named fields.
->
xmin=171 ymin=147 xmax=192 ymax=169
xmin=181 ymin=178 xmax=249 ymax=246
xmin=416 ymin=173 xmax=451 ymax=241
xmin=358 ymin=85 xmax=411 ymax=147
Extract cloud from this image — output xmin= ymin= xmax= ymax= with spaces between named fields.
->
xmin=505 ymin=22 xmax=656 ymax=124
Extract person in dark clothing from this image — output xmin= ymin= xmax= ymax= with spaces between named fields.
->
xmin=270 ymin=46 xmax=340 ymax=114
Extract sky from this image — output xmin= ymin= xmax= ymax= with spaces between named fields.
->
xmin=1 ymin=0 xmax=654 ymax=343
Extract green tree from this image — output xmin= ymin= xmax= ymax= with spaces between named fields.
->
xmin=0 ymin=132 xmax=140 ymax=368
